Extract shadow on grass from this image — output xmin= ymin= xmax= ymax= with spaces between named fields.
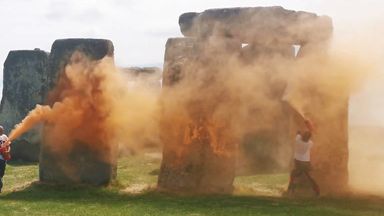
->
xmin=7 ymin=160 xmax=39 ymax=167
xmin=148 ymin=168 xmax=160 ymax=175
xmin=1 ymin=182 xmax=384 ymax=215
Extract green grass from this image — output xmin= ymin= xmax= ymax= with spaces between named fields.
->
xmin=1 ymin=153 xmax=384 ymax=216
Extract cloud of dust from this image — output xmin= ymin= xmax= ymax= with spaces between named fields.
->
xmin=6 ymin=6 xmax=384 ymax=194
xmin=161 ymin=8 xmax=380 ymax=189
xmin=8 ymin=51 xmax=160 ymax=162
xmin=343 ymin=23 xmax=384 ymax=195
xmin=162 ymin=38 xmax=372 ymax=161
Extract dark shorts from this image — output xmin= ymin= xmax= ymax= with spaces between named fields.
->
xmin=289 ymin=159 xmax=319 ymax=195
xmin=293 ymin=159 xmax=312 ymax=173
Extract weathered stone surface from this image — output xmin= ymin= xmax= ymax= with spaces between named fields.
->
xmin=309 ymin=98 xmax=349 ymax=194
xmin=240 ymin=43 xmax=295 ymax=64
xmin=0 ymin=49 xmax=49 ymax=161
xmin=162 ymin=38 xmax=200 ymax=86
xmin=46 ymin=38 xmax=114 ymax=104
xmin=158 ymin=38 xmax=237 ymax=194
xmin=39 ymin=38 xmax=116 ymax=185
xmin=179 ymin=6 xmax=332 ymax=45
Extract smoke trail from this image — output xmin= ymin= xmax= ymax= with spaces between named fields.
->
xmin=8 ymin=105 xmax=52 ymax=141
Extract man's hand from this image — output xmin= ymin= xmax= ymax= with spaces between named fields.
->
xmin=304 ymin=119 xmax=314 ymax=132
xmin=4 ymin=139 xmax=11 ymax=147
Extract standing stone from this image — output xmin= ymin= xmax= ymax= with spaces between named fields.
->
xmin=46 ymin=38 xmax=114 ymax=103
xmin=0 ymin=49 xmax=49 ymax=161
xmin=162 ymin=38 xmax=200 ymax=87
xmin=39 ymin=38 xmax=116 ymax=185
xmin=309 ymin=97 xmax=349 ymax=194
xmin=158 ymin=38 xmax=237 ymax=193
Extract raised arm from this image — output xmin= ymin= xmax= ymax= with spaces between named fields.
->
xmin=304 ymin=119 xmax=315 ymax=133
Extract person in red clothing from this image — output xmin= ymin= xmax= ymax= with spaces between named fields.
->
xmin=0 ymin=126 xmax=11 ymax=193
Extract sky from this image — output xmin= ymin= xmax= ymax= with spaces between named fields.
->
xmin=0 ymin=0 xmax=384 ymax=125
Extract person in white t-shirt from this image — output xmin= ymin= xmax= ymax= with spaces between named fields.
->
xmin=287 ymin=121 xmax=320 ymax=196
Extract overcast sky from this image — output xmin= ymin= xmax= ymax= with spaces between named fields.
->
xmin=0 ymin=0 xmax=384 ymax=125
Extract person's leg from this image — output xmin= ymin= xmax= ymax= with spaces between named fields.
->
xmin=288 ymin=164 xmax=303 ymax=193
xmin=0 ymin=160 xmax=6 ymax=192
xmin=304 ymin=171 xmax=320 ymax=196
xmin=287 ymin=169 xmax=296 ymax=192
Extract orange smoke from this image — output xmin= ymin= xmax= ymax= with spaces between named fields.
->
xmin=7 ymin=50 xmax=159 ymax=160
xmin=6 ymin=52 xmax=112 ymax=159
xmin=8 ymin=105 xmax=51 ymax=141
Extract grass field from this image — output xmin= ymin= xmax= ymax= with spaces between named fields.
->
xmin=1 ymin=152 xmax=384 ymax=216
